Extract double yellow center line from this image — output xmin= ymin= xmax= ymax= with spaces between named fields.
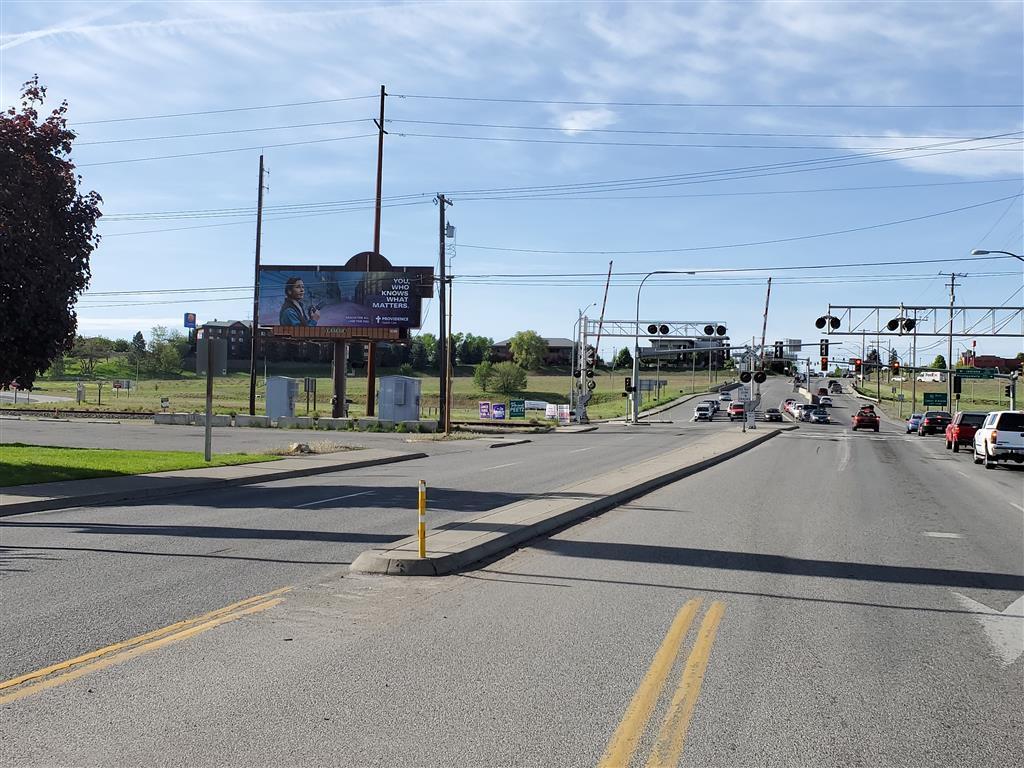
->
xmin=0 ymin=587 xmax=290 ymax=706
xmin=598 ymin=599 xmax=725 ymax=768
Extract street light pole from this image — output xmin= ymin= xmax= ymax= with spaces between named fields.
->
xmin=631 ymin=270 xmax=694 ymax=424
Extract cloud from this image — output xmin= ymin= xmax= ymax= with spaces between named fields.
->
xmin=556 ymin=108 xmax=618 ymax=135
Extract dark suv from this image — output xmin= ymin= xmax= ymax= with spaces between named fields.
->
xmin=918 ymin=411 xmax=952 ymax=436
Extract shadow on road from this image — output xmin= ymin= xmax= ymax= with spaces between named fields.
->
xmin=0 ymin=544 xmax=352 ymax=569
xmin=527 ymin=539 xmax=1024 ymax=591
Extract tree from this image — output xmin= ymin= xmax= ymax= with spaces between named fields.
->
xmin=457 ymin=333 xmax=493 ymax=365
xmin=409 ymin=339 xmax=428 ymax=371
xmin=614 ymin=348 xmax=633 ymax=369
xmin=509 ymin=330 xmax=547 ymax=371
xmin=0 ymin=76 xmax=102 ymax=390
xmin=128 ymin=331 xmax=147 ymax=365
xmin=146 ymin=326 xmax=186 ymax=376
xmin=71 ymin=336 xmax=111 ymax=376
xmin=112 ymin=338 xmax=130 ymax=355
xmin=722 ymin=357 xmax=736 ymax=370
xmin=417 ymin=333 xmax=439 ymax=369
xmin=931 ymin=354 xmax=946 ymax=369
xmin=473 ymin=361 xmax=494 ymax=391
xmin=491 ymin=361 xmax=528 ymax=396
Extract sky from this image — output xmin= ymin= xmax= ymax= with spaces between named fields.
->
xmin=2 ymin=0 xmax=1023 ymax=364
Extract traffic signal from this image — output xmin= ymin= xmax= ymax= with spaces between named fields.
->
xmin=1006 ymin=385 xmax=1013 ymax=398
xmin=774 ymin=341 xmax=784 ymax=359
xmin=953 ymin=375 xmax=962 ymax=395
xmin=854 ymin=358 xmax=862 ymax=373
xmin=891 ymin=360 xmax=900 ymax=374
xmin=819 ymin=339 xmax=829 ymax=358
xmin=821 ymin=356 xmax=829 ymax=370
xmin=624 ymin=376 xmax=633 ymax=393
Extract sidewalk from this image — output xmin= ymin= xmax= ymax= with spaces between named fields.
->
xmin=351 ymin=424 xmax=797 ymax=576
xmin=0 ymin=448 xmax=426 ymax=517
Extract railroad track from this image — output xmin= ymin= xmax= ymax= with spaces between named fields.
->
xmin=0 ymin=408 xmax=154 ymax=420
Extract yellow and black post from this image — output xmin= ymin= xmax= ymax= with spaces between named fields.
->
xmin=417 ymin=479 xmax=427 ymax=558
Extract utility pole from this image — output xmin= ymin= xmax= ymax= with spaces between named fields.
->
xmin=945 ymin=273 xmax=966 ymax=410
xmin=365 ymin=84 xmax=388 ymax=418
xmin=436 ymin=193 xmax=452 ymax=431
xmin=248 ymin=154 xmax=266 ymax=416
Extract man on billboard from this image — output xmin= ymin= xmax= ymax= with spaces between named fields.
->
xmin=278 ymin=277 xmax=320 ymax=327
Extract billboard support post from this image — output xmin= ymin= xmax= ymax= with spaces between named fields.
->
xmin=204 ymin=336 xmax=214 ymax=462
xmin=437 ymin=194 xmax=452 ymax=432
xmin=249 ymin=154 xmax=265 ymax=416
xmin=365 ymin=85 xmax=388 ymax=418
xmin=332 ymin=341 xmax=347 ymax=418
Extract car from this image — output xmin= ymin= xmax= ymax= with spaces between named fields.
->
xmin=905 ymin=413 xmax=924 ymax=433
xmin=719 ymin=391 xmax=733 ymax=401
xmin=829 ymin=382 xmax=843 ymax=393
xmin=693 ymin=404 xmax=713 ymax=421
xmin=852 ymin=407 xmax=879 ymax=432
xmin=944 ymin=411 xmax=987 ymax=452
xmin=816 ymin=387 xmax=828 ymax=397
xmin=781 ymin=398 xmax=797 ymax=414
xmin=764 ymin=408 xmax=783 ymax=422
xmin=918 ymin=411 xmax=952 ymax=436
xmin=704 ymin=399 xmax=720 ymax=413
xmin=972 ymin=411 xmax=1024 ymax=468
xmin=728 ymin=402 xmax=746 ymax=421
xmin=799 ymin=405 xmax=815 ymax=422
xmin=818 ymin=396 xmax=833 ymax=407
xmin=809 ymin=408 xmax=830 ymax=424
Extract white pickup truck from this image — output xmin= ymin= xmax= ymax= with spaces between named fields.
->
xmin=972 ymin=411 xmax=1024 ymax=468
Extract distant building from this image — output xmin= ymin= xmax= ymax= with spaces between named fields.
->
xmin=958 ymin=352 xmax=1021 ymax=372
xmin=491 ymin=337 xmax=574 ymax=365
xmin=199 ymin=320 xmax=252 ymax=359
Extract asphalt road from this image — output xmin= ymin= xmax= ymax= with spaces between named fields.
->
xmin=2 ymin=377 xmax=1020 ymax=766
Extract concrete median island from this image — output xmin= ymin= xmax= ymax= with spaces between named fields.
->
xmin=351 ymin=424 xmax=798 ymax=576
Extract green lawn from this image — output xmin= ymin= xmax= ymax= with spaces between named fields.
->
xmin=0 ymin=444 xmax=280 ymax=487
xmin=21 ymin=366 xmax=734 ymax=420
xmin=853 ymin=373 xmax=1012 ymax=420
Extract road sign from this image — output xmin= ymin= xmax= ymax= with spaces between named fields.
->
xmin=492 ymin=403 xmax=506 ymax=420
xmin=509 ymin=399 xmax=525 ymax=418
xmin=955 ymin=367 xmax=997 ymax=379
xmin=478 ymin=401 xmax=491 ymax=419
xmin=160 ymin=397 xmax=170 ymax=411
xmin=923 ymin=392 xmax=948 ymax=406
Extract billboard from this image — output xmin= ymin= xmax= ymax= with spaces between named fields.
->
xmin=258 ymin=265 xmax=432 ymax=336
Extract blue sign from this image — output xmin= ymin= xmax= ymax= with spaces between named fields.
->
xmin=492 ymin=403 xmax=506 ymax=420
xmin=183 ymin=312 xmax=196 ymax=329
xmin=478 ymin=401 xmax=491 ymax=419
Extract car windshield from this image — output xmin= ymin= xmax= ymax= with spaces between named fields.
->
xmin=996 ymin=413 xmax=1024 ymax=431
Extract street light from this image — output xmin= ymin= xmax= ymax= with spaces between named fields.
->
xmin=632 ymin=270 xmax=695 ymax=424
xmin=971 ymin=249 xmax=1024 ymax=262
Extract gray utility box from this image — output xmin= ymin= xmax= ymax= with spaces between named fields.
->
xmin=378 ymin=375 xmax=421 ymax=422
xmin=266 ymin=376 xmax=299 ymax=420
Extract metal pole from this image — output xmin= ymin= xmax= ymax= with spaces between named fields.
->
xmin=332 ymin=341 xmax=347 ymax=418
xmin=248 ymin=154 xmax=265 ymax=416
xmin=417 ymin=479 xmax=427 ymax=558
xmin=911 ymin=324 xmax=917 ymax=413
xmin=365 ymin=85 xmax=387 ymax=418
xmin=204 ymin=337 xmax=214 ymax=462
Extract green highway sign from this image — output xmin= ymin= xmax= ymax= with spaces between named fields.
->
xmin=955 ymin=368 xmax=997 ymax=379
xmin=509 ymin=399 xmax=526 ymax=418
xmin=923 ymin=392 xmax=948 ymax=406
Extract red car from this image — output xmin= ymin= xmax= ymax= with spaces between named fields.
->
xmin=851 ymin=407 xmax=879 ymax=432
xmin=945 ymin=411 xmax=987 ymax=453
xmin=728 ymin=402 xmax=746 ymax=421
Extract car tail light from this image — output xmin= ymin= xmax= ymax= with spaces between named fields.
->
xmin=990 ymin=429 xmax=999 ymax=443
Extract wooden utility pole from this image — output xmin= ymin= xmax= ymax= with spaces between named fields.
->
xmin=436 ymin=193 xmax=452 ymax=431
xmin=364 ymin=84 xmax=387 ymax=417
xmin=248 ymin=154 xmax=266 ymax=415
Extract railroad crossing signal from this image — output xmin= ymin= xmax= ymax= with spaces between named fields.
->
xmin=740 ymin=370 xmax=767 ymax=384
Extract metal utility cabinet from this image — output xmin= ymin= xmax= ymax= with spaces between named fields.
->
xmin=266 ymin=376 xmax=299 ymax=420
xmin=378 ymin=375 xmax=421 ymax=422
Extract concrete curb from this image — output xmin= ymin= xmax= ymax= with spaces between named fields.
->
xmin=0 ymin=451 xmax=427 ymax=517
xmin=488 ymin=439 xmax=532 ymax=449
xmin=350 ymin=425 xmax=798 ymax=576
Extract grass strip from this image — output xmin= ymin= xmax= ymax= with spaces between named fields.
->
xmin=0 ymin=443 xmax=280 ymax=487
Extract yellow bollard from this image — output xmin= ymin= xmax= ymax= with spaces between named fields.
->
xmin=417 ymin=479 xmax=427 ymax=558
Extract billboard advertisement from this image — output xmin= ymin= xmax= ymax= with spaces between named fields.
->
xmin=258 ymin=265 xmax=432 ymax=335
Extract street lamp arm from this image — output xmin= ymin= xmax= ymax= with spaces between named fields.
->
xmin=971 ymin=248 xmax=1024 ymax=262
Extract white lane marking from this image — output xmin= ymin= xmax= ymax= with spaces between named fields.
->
xmin=837 ymin=436 xmax=851 ymax=473
xmin=569 ymin=447 xmax=595 ymax=453
xmin=296 ymin=490 xmax=375 ymax=508
xmin=952 ymin=593 xmax=1024 ymax=666
xmin=1011 ymin=502 xmax=1024 ymax=513
xmin=957 ymin=471 xmax=969 ymax=478
xmin=483 ymin=462 xmax=520 ymax=471
xmin=923 ymin=531 xmax=963 ymax=538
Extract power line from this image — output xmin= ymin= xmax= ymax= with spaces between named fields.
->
xmin=77 ymin=132 xmax=377 ymax=167
xmin=73 ymin=95 xmax=377 ymax=126
xmin=386 ymin=118 xmax=1018 ymax=142
xmin=394 ymin=93 xmax=1024 ymax=109
xmin=458 ymin=194 xmax=1022 ymax=255
xmin=393 ymin=130 xmax=1023 ymax=152
xmin=77 ymin=118 xmax=374 ymax=146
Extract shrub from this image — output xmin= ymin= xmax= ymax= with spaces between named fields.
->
xmin=473 ymin=361 xmax=494 ymax=391
xmin=491 ymin=361 xmax=528 ymax=396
